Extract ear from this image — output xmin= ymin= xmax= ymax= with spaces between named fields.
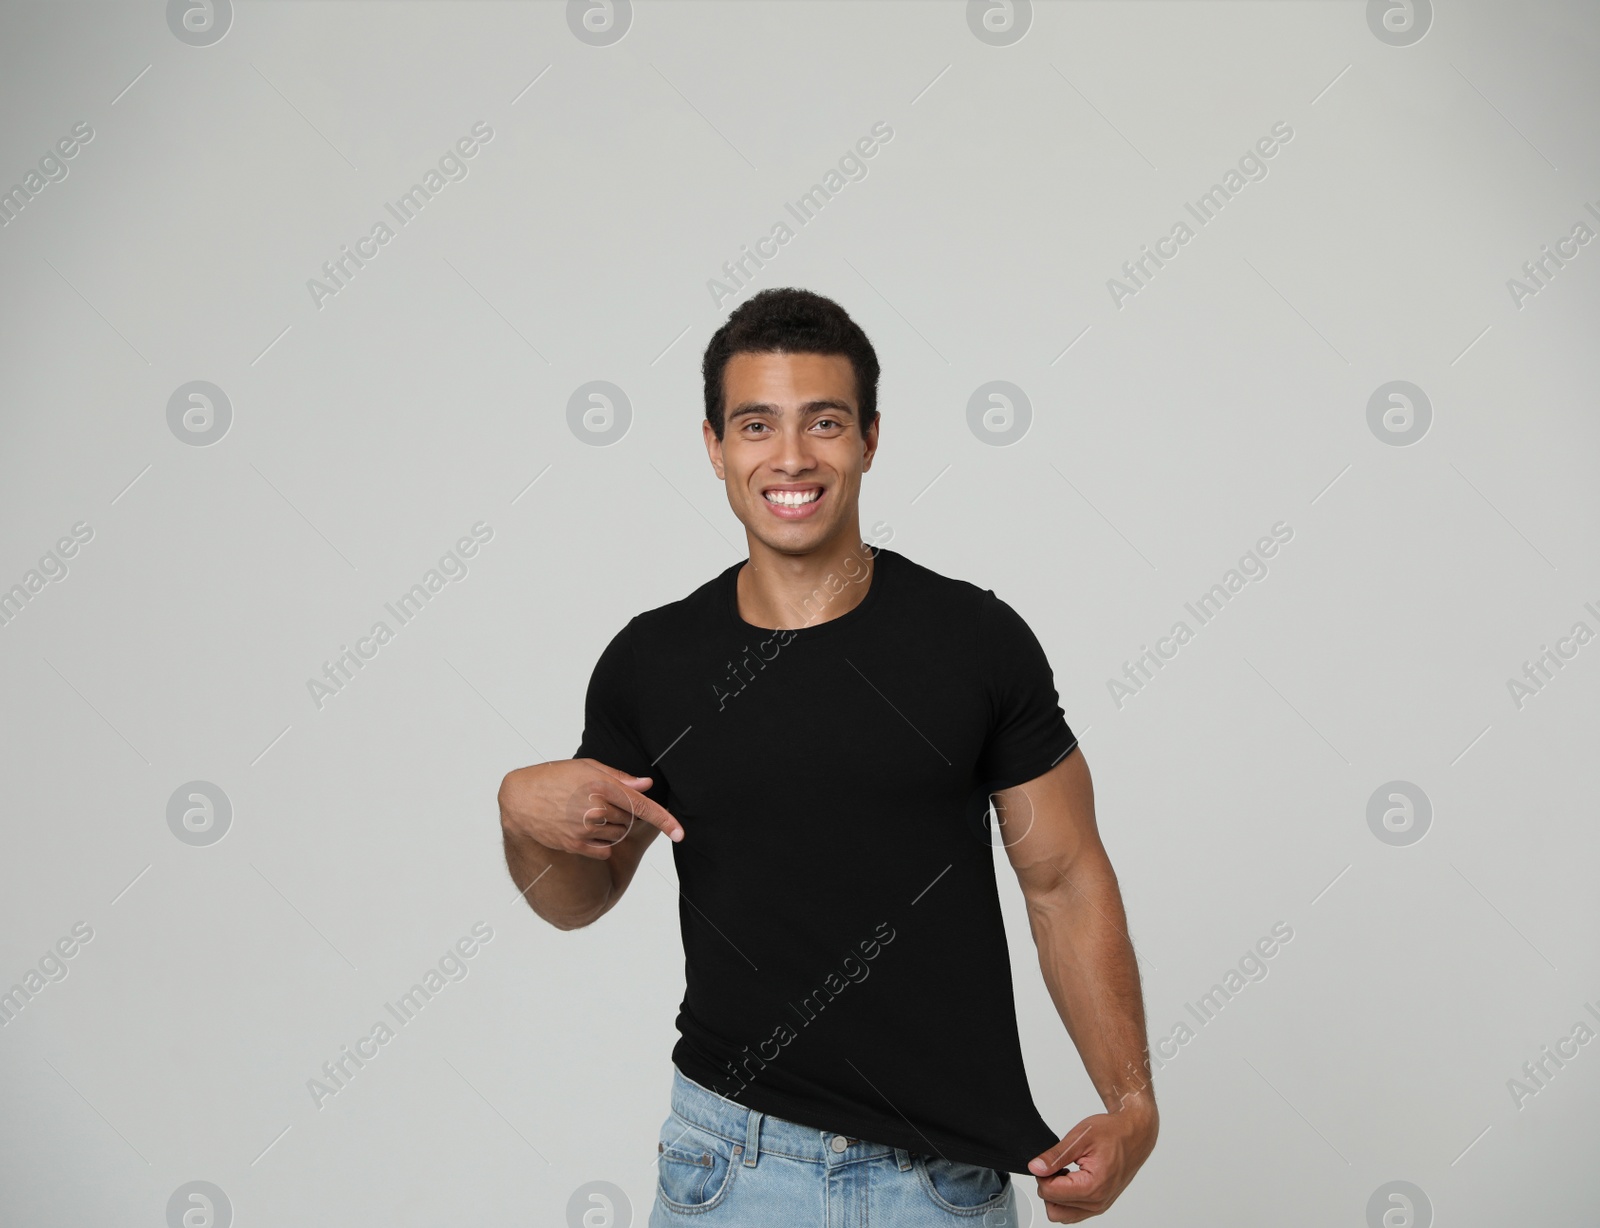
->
xmin=703 ymin=418 xmax=726 ymax=479
xmin=861 ymin=414 xmax=880 ymax=472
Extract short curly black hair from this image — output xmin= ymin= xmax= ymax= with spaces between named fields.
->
xmin=701 ymin=288 xmax=880 ymax=441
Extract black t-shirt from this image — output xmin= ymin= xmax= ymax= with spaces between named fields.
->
xmin=573 ymin=545 xmax=1079 ymax=1173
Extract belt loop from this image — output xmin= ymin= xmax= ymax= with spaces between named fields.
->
xmin=743 ymin=1109 xmax=763 ymax=1167
xmin=894 ymin=1147 xmax=913 ymax=1171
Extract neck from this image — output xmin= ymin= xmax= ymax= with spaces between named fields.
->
xmin=737 ymin=527 xmax=878 ymax=631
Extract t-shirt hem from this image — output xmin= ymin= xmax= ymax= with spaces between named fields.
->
xmin=671 ymin=1055 xmax=1056 ymax=1175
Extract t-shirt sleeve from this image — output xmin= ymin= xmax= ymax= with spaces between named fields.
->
xmin=572 ymin=617 xmax=669 ymax=806
xmin=974 ymin=591 xmax=1079 ymax=793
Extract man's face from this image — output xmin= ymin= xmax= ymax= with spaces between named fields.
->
xmin=705 ymin=350 xmax=878 ymax=557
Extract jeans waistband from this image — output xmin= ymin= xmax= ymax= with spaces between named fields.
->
xmin=668 ymin=1064 xmax=915 ymax=1171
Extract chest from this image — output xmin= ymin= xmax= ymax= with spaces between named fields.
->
xmin=637 ymin=630 xmax=992 ymax=828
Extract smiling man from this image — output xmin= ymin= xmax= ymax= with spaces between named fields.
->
xmin=498 ymin=288 xmax=1158 ymax=1225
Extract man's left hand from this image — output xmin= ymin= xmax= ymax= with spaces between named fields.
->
xmin=1027 ymin=1102 xmax=1158 ymax=1223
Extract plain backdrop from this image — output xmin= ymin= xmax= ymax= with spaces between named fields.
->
xmin=0 ymin=2 xmax=1597 ymax=1225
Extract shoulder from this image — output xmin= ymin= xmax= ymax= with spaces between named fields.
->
xmin=627 ymin=562 xmax=737 ymax=641
xmin=881 ymin=548 xmax=1006 ymax=624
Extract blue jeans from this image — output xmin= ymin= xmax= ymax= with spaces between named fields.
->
xmin=650 ymin=1065 xmax=1021 ymax=1227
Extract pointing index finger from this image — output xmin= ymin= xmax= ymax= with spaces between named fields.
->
xmin=592 ymin=775 xmax=683 ymax=842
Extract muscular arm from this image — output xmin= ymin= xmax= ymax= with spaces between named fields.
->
xmin=995 ymin=748 xmax=1157 ymax=1216
xmin=499 ymin=761 xmax=674 ymax=931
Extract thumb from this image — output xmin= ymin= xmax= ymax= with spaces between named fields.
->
xmin=1029 ymin=1121 xmax=1094 ymax=1176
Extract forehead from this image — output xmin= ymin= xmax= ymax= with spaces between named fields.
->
xmin=722 ymin=351 xmax=857 ymax=406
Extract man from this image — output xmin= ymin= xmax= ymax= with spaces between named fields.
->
xmin=499 ymin=288 xmax=1158 ymax=1225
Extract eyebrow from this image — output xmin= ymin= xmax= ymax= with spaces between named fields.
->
xmin=727 ymin=398 xmax=856 ymax=422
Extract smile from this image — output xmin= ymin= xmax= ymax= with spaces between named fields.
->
xmin=762 ymin=487 xmax=825 ymax=519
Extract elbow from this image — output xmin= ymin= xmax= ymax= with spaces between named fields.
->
xmin=534 ymin=890 xmax=615 ymax=933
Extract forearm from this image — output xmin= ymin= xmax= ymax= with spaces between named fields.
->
xmin=1025 ymin=854 xmax=1156 ymax=1119
xmin=502 ymin=825 xmax=612 ymax=930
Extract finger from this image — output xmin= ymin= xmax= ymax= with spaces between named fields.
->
xmin=585 ymin=760 xmax=654 ymax=789
xmin=586 ymin=777 xmax=684 ymax=842
xmin=1029 ymin=1127 xmax=1092 ymax=1176
xmin=1035 ymin=1168 xmax=1103 ymax=1205
xmin=576 ymin=814 xmax=636 ymax=846
xmin=592 ymin=761 xmax=652 ymax=793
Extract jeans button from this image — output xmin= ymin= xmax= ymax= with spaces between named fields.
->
xmin=830 ymin=1135 xmax=848 ymax=1153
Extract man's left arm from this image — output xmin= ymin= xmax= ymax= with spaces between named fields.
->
xmin=994 ymin=747 xmax=1158 ymax=1223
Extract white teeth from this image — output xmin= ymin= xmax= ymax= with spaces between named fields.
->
xmin=765 ymin=489 xmax=820 ymax=507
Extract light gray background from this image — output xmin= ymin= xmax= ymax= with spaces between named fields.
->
xmin=1 ymin=1 xmax=1597 ymax=1225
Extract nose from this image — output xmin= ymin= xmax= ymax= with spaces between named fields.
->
xmin=770 ymin=421 xmax=815 ymax=475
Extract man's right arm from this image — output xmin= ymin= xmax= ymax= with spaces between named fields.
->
xmin=498 ymin=758 xmax=682 ymax=931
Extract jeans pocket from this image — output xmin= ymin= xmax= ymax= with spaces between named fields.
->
xmin=656 ymin=1113 xmax=739 ymax=1212
xmin=914 ymin=1154 xmax=1010 ymax=1216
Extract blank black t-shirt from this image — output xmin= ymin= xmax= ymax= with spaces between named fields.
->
xmin=573 ymin=545 xmax=1079 ymax=1173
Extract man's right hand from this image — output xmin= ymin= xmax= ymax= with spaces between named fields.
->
xmin=498 ymin=758 xmax=683 ymax=860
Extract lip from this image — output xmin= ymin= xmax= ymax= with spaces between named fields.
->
xmin=761 ymin=485 xmax=826 ymax=521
